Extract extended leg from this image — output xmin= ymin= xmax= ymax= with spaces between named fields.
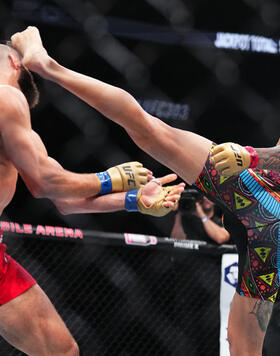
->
xmin=12 ymin=26 xmax=212 ymax=185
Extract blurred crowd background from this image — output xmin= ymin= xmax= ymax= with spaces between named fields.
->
xmin=1 ymin=0 xmax=280 ymax=238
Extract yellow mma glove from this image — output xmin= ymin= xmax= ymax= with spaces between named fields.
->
xmin=125 ymin=184 xmax=178 ymax=217
xmin=212 ymin=142 xmax=259 ymax=177
xmin=96 ymin=161 xmax=149 ymax=195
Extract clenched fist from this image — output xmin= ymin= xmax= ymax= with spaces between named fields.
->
xmin=212 ymin=142 xmax=258 ymax=176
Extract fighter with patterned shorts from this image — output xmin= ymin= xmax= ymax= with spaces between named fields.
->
xmin=209 ymin=140 xmax=280 ymax=356
xmin=196 ymin=145 xmax=280 ymax=303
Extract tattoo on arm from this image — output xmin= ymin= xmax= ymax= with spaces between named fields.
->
xmin=249 ymin=300 xmax=273 ymax=332
xmin=256 ymin=147 xmax=280 ymax=172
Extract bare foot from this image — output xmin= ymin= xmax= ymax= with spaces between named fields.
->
xmin=11 ymin=26 xmax=51 ymax=78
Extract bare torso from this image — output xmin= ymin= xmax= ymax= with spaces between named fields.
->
xmin=0 ymin=85 xmax=20 ymax=214
xmin=0 ymin=135 xmax=18 ymax=214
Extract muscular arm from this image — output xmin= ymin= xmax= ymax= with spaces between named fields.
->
xmin=170 ymin=212 xmax=187 ymax=239
xmin=200 ymin=219 xmax=230 ymax=244
xmin=0 ymin=86 xmax=101 ymax=199
xmin=53 ymin=174 xmax=185 ymax=215
xmin=53 ymin=192 xmax=125 ymax=215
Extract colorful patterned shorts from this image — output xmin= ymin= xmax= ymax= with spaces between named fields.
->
xmin=195 ymin=145 xmax=280 ymax=302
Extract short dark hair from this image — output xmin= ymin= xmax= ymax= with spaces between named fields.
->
xmin=1 ymin=40 xmax=40 ymax=108
xmin=18 ymin=64 xmax=40 ymax=109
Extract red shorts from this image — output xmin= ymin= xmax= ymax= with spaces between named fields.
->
xmin=0 ymin=243 xmax=37 ymax=305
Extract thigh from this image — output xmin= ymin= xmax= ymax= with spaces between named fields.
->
xmin=228 ymin=292 xmax=273 ymax=356
xmin=128 ymin=120 xmax=213 ymax=185
xmin=0 ymin=284 xmax=77 ymax=356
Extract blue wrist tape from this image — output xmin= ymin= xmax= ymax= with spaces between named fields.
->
xmin=96 ymin=171 xmax=112 ymax=195
xmin=125 ymin=190 xmax=139 ymax=212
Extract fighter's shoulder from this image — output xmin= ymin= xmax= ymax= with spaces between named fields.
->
xmin=0 ymin=84 xmax=27 ymax=103
xmin=0 ymin=85 xmax=28 ymax=119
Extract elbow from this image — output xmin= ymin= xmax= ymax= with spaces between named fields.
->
xmin=53 ymin=200 xmax=71 ymax=215
xmin=59 ymin=208 xmax=69 ymax=216
xmin=22 ymin=165 xmax=61 ymax=199
xmin=21 ymin=171 xmax=51 ymax=198
xmin=29 ymin=184 xmax=45 ymax=199
xmin=56 ymin=206 xmax=70 ymax=216
xmin=215 ymin=232 xmax=230 ymax=244
xmin=29 ymin=180 xmax=51 ymax=199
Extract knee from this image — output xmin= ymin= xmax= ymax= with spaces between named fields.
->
xmin=64 ymin=338 xmax=79 ymax=356
xmin=227 ymin=327 xmax=240 ymax=355
xmin=70 ymin=341 xmax=79 ymax=356
xmin=227 ymin=328 xmax=262 ymax=356
xmin=227 ymin=329 xmax=234 ymax=354
xmin=51 ymin=334 xmax=79 ymax=356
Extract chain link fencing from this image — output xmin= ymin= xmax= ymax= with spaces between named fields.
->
xmin=0 ymin=227 xmax=235 ymax=355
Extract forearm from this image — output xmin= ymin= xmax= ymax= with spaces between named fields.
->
xmin=21 ymin=165 xmax=101 ymax=200
xmin=53 ymin=192 xmax=126 ymax=215
xmin=19 ymin=156 xmax=101 ymax=199
xmin=202 ymin=219 xmax=230 ymax=244
xmin=170 ymin=214 xmax=187 ymax=240
xmin=255 ymin=146 xmax=280 ymax=171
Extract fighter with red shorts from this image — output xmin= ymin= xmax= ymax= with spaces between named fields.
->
xmin=0 ymin=30 xmax=184 ymax=355
xmin=0 ymin=232 xmax=36 ymax=305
